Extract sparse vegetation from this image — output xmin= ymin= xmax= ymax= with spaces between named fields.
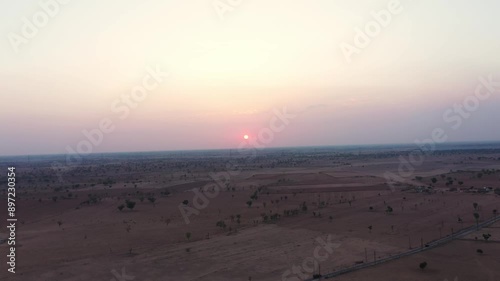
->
xmin=216 ymin=220 xmax=227 ymax=230
xmin=474 ymin=212 xmax=480 ymax=229
xmin=482 ymin=233 xmax=491 ymax=241
xmin=148 ymin=197 xmax=156 ymax=205
xmin=9 ymin=143 xmax=500 ymax=280
xmin=125 ymin=200 xmax=136 ymax=211
xmin=419 ymin=262 xmax=427 ymax=270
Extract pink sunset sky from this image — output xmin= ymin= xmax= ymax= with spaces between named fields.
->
xmin=1 ymin=0 xmax=500 ymax=156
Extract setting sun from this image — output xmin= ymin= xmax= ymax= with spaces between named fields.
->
xmin=243 ymin=135 xmax=249 ymax=140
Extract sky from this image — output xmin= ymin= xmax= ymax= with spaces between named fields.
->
xmin=1 ymin=0 xmax=500 ymax=156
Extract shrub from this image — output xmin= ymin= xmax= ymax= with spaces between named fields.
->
xmin=125 ymin=200 xmax=136 ymax=210
xmin=419 ymin=262 xmax=427 ymax=270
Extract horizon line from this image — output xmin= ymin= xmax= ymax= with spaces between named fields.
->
xmin=2 ymin=139 xmax=500 ymax=158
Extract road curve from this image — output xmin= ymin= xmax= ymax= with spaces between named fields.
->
xmin=306 ymin=215 xmax=500 ymax=281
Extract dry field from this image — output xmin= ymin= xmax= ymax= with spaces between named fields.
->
xmin=1 ymin=146 xmax=500 ymax=281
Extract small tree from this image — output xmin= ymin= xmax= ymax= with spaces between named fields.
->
xmin=126 ymin=200 xmax=136 ymax=211
xmin=477 ymin=249 xmax=484 ymax=254
xmin=473 ymin=202 xmax=478 ymax=210
xmin=419 ymin=262 xmax=427 ymax=270
xmin=216 ymin=220 xmax=227 ymax=230
xmin=301 ymin=202 xmax=308 ymax=212
xmin=186 ymin=232 xmax=191 ymax=241
xmin=474 ymin=212 xmax=480 ymax=229
xmin=386 ymin=206 xmax=393 ymax=214
xmin=482 ymin=233 xmax=491 ymax=241
xmin=431 ymin=178 xmax=437 ymax=184
xmin=57 ymin=220 xmax=62 ymax=227
xmin=117 ymin=204 xmax=125 ymax=211
xmin=148 ymin=197 xmax=156 ymax=205
xmin=182 ymin=200 xmax=189 ymax=205
xmin=246 ymin=200 xmax=253 ymax=208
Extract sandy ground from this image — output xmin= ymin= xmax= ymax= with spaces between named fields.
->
xmin=0 ymin=147 xmax=499 ymax=280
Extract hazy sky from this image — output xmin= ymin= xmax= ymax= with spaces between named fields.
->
xmin=1 ymin=0 xmax=500 ymax=156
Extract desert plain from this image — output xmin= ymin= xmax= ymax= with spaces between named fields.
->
xmin=1 ymin=143 xmax=500 ymax=281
